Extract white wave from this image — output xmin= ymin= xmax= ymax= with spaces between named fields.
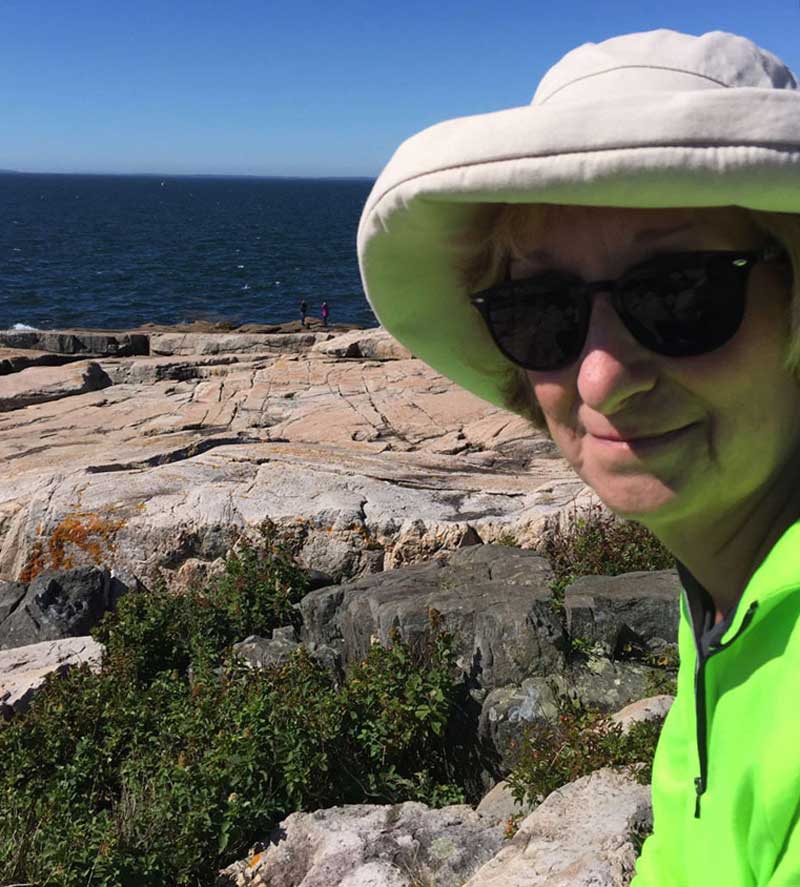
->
xmin=10 ymin=323 xmax=38 ymax=331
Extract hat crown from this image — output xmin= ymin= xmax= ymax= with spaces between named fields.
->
xmin=532 ymin=29 xmax=797 ymax=106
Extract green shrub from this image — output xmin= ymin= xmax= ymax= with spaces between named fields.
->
xmin=94 ymin=520 xmax=308 ymax=681
xmin=643 ymin=663 xmax=678 ymax=697
xmin=338 ymin=617 xmax=466 ymax=806
xmin=540 ymin=504 xmax=674 ymax=627
xmin=542 ymin=503 xmax=674 ymax=597
xmin=506 ymin=691 xmax=664 ymax=811
xmin=0 ymin=531 xmax=469 ymax=887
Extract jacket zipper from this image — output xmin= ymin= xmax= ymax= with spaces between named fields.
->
xmin=693 ymin=600 xmax=758 ymax=818
xmin=693 ymin=653 xmax=708 ymax=818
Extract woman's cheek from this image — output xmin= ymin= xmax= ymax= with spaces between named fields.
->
xmin=528 ymin=373 xmax=579 ymax=432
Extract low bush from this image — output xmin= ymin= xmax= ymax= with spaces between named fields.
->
xmin=0 ymin=525 xmax=468 ymax=887
xmin=93 ymin=520 xmax=307 ymax=681
xmin=506 ymin=691 xmax=664 ymax=811
xmin=541 ymin=503 xmax=674 ymax=598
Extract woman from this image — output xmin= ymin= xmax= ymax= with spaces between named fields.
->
xmin=357 ymin=29 xmax=800 ymax=886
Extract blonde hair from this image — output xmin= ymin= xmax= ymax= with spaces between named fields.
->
xmin=458 ymin=204 xmax=800 ymax=428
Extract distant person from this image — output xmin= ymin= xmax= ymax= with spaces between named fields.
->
xmin=299 ymin=299 xmax=308 ymax=328
xmin=321 ymin=301 xmax=329 ymax=327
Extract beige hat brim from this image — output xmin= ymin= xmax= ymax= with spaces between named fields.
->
xmin=357 ymin=89 xmax=800 ymax=410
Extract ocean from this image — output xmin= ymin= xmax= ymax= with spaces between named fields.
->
xmin=0 ymin=172 xmax=377 ymax=330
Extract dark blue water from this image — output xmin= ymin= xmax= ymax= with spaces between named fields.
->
xmin=0 ymin=173 xmax=377 ymax=329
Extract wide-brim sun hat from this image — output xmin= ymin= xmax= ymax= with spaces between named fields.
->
xmin=357 ymin=29 xmax=800 ymax=410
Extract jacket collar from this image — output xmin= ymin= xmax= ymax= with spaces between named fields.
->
xmin=679 ymin=520 xmax=800 ymax=648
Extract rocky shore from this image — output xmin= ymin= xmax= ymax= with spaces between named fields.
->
xmin=0 ymin=323 xmax=589 ymax=591
xmin=0 ymin=324 xmax=675 ymax=886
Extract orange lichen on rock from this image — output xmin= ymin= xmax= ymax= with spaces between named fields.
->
xmin=20 ymin=512 xmax=126 ymax=582
xmin=20 ymin=540 xmax=46 ymax=583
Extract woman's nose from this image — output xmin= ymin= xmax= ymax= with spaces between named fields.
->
xmin=576 ymin=294 xmax=659 ymax=414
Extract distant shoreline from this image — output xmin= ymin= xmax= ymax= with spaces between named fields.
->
xmin=3 ymin=319 xmax=371 ymax=336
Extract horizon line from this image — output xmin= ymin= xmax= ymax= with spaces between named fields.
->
xmin=0 ymin=168 xmax=376 ymax=181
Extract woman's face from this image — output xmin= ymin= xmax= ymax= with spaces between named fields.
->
xmin=518 ymin=206 xmax=800 ymax=528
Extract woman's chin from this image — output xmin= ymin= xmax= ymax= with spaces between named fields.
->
xmin=588 ymin=476 xmax=681 ymax=524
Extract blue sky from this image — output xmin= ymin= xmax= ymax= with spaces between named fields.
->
xmin=3 ymin=0 xmax=800 ymax=178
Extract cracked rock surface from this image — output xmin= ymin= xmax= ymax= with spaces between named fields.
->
xmin=299 ymin=544 xmax=565 ymax=692
xmin=216 ymin=767 xmax=652 ymax=887
xmin=216 ymin=802 xmax=506 ymax=887
xmin=0 ymin=327 xmax=589 ymax=589
xmin=463 ymin=768 xmax=651 ymax=887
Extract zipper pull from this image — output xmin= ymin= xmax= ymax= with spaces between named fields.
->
xmin=694 ymin=776 xmax=705 ymax=819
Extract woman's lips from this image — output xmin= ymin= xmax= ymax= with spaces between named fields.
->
xmin=588 ymin=423 xmax=697 ymax=450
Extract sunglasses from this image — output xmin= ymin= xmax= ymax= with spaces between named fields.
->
xmin=470 ymin=244 xmax=787 ymax=372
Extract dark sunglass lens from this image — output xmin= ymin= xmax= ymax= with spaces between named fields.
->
xmin=487 ymin=283 xmax=589 ymax=370
xmin=618 ymin=255 xmax=748 ymax=357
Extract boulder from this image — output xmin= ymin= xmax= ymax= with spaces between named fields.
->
xmin=312 ymin=327 xmax=413 ymax=360
xmin=231 ymin=632 xmax=344 ymax=684
xmin=479 ymin=678 xmax=561 ymax=770
xmin=0 ymin=636 xmax=103 ymax=718
xmin=0 ymin=360 xmax=112 ymax=411
xmin=0 ymin=579 xmax=27 ymax=623
xmin=217 ymin=767 xmax=652 ymax=887
xmin=232 ymin=634 xmax=301 ymax=670
xmin=480 ymin=661 xmax=671 ymax=771
xmin=463 ymin=768 xmax=651 ymax=887
xmin=565 ymin=658 xmax=673 ymax=712
xmin=565 ymin=571 xmax=681 ymax=656
xmin=0 ymin=567 xmax=122 ymax=651
xmin=298 ymin=544 xmax=566 ymax=692
xmin=100 ymin=353 xmax=242 ymax=386
xmin=0 ymin=329 xmax=148 ymax=356
xmin=217 ymin=802 xmax=505 ymax=887
xmin=149 ymin=331 xmax=332 ymax=356
xmin=609 ymin=695 xmax=674 ymax=733
xmin=476 ymin=779 xmax=527 ymax=826
xmin=0 ymin=347 xmax=84 ymax=375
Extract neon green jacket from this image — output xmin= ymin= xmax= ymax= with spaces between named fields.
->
xmin=632 ymin=521 xmax=800 ymax=886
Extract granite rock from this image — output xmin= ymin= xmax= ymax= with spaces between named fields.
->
xmin=463 ymin=767 xmax=651 ymax=887
xmin=565 ymin=571 xmax=682 ymax=656
xmin=0 ymin=327 xmax=589 ymax=592
xmin=0 ymin=360 xmax=112 ymax=411
xmin=312 ymin=327 xmax=413 ymax=360
xmin=0 ymin=566 xmax=123 ymax=651
xmin=216 ymin=765 xmax=652 ymax=887
xmin=232 ymin=632 xmax=344 ymax=684
xmin=475 ymin=779 xmax=527 ymax=827
xmin=217 ymin=802 xmax=505 ymax=887
xmin=298 ymin=544 xmax=566 ymax=692
xmin=0 ymin=329 xmax=148 ymax=356
xmin=149 ymin=331 xmax=332 ymax=356
xmin=480 ymin=661 xmax=671 ymax=772
xmin=0 ymin=635 xmax=103 ymax=718
xmin=0 ymin=347 xmax=84 ymax=375
xmin=609 ymin=695 xmax=674 ymax=733
xmin=232 ymin=634 xmax=302 ymax=669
